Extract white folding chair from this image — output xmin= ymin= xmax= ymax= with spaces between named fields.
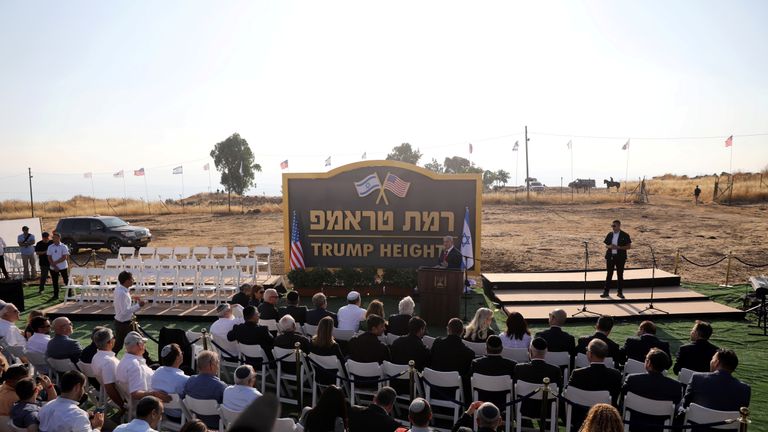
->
xmin=196 ymin=268 xmax=221 ymax=304
xmin=97 ymin=268 xmax=120 ymax=303
xmin=211 ymin=333 xmax=240 ymax=378
xmin=174 ymin=269 xmax=198 ymax=305
xmin=273 ymin=347 xmax=311 ymax=406
xmin=421 ymin=368 xmax=463 ymax=424
xmin=381 ymin=361 xmax=414 ymax=408
xmin=544 ymin=351 xmax=571 ymax=382
xmin=154 ymin=269 xmax=178 ymax=303
xmin=179 ymin=258 xmax=199 ymax=270
xmin=253 ymin=246 xmax=272 ymax=278
xmin=575 ymin=353 xmax=615 ymax=369
xmin=161 ymin=393 xmax=186 ymax=432
xmin=118 ymin=246 xmax=136 ymax=260
xmin=173 ymin=246 xmax=191 ymax=260
xmin=25 ymin=350 xmax=49 ymax=375
xmin=218 ymin=405 xmax=241 ymax=431
xmin=683 ymin=403 xmax=741 ymax=430
xmin=232 ymin=247 xmax=250 ymax=260
xmin=515 ymin=380 xmax=558 ymax=432
xmin=219 ymin=269 xmax=241 ymax=303
xmin=134 ymin=270 xmax=156 ymax=299
xmin=104 ymin=258 xmax=123 ymax=270
xmin=237 ymin=343 xmax=273 ymax=393
xmin=463 ymin=340 xmax=486 ymax=357
xmin=471 ymin=373 xmax=513 ymax=432
xmin=64 ymin=267 xmax=88 ymax=302
xmin=501 ymin=347 xmax=529 ymax=363
xmin=385 ymin=333 xmax=399 ymax=346
xmin=678 ymin=368 xmax=698 ymax=387
xmin=183 ymin=396 xmax=221 ymax=431
xmin=138 ymin=246 xmax=156 ymax=260
xmin=238 ymin=257 xmax=257 ymax=284
xmin=142 ymin=258 xmax=162 ymax=270
xmin=192 ymin=246 xmax=210 ymax=260
xmin=562 ymin=387 xmax=611 ymax=432
xmin=47 ymin=358 xmax=78 ymax=384
xmin=218 ymin=258 xmax=238 ymax=269
xmin=623 ymin=392 xmax=676 ymax=431
xmin=260 ymin=319 xmax=279 ymax=333
xmin=160 ymin=258 xmax=180 ymax=269
xmin=422 ymin=336 xmax=436 ymax=349
xmin=210 ymin=247 xmax=228 ymax=259
xmin=332 ymin=328 xmax=356 ymax=342
xmin=124 ymin=258 xmax=143 ymax=271
xmin=199 ymin=258 xmax=219 ymax=269
xmin=155 ymin=247 xmax=175 ymax=260
xmin=346 ymin=360 xmax=383 ymax=406
xmin=307 ymin=353 xmax=345 ymax=406
xmin=273 ymin=418 xmax=302 ymax=432
xmin=623 ymin=358 xmax=647 ymax=376
xmin=302 ymin=324 xmax=318 ymax=337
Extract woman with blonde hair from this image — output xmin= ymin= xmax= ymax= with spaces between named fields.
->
xmin=579 ymin=403 xmax=623 ymax=432
xmin=364 ymin=299 xmax=388 ymax=332
xmin=464 ymin=307 xmax=495 ymax=342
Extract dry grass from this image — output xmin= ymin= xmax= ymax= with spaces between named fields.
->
xmin=625 ymin=171 xmax=768 ymax=204
xmin=483 ymin=189 xmax=626 ymax=205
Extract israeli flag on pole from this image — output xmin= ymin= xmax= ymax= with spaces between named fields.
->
xmin=354 ymin=174 xmax=382 ymax=197
xmin=460 ymin=207 xmax=474 ymax=270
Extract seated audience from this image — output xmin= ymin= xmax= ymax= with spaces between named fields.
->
xmin=151 ymin=344 xmax=189 ymax=420
xmin=471 ymin=335 xmax=516 ymax=411
xmin=567 ymin=339 xmax=622 ymax=431
xmin=23 ymin=310 xmax=45 ymax=340
xmin=388 ymin=296 xmax=415 ymax=336
xmin=464 ymin=308 xmax=495 ymax=343
xmin=300 ymin=385 xmax=348 ymax=432
xmin=348 ymin=315 xmax=390 ymax=363
xmin=210 ymin=303 xmax=243 ymax=362
xmin=275 ymin=315 xmax=311 ymax=374
xmin=622 ymin=320 xmax=671 ymax=364
xmin=179 ymin=420 xmax=208 ymax=432
xmin=338 ymin=291 xmax=367 ymax=331
xmin=309 ymin=316 xmax=345 ymax=362
xmin=11 ymin=375 xmax=56 ymax=432
xmin=306 ymin=293 xmax=338 ymax=326
xmin=45 ymin=317 xmax=82 ymax=365
xmin=407 ymin=398 xmax=433 ymax=432
xmin=622 ymin=348 xmax=681 ymax=432
xmin=79 ymin=326 xmax=106 ymax=366
xmin=26 ymin=316 xmax=51 ymax=355
xmin=348 ymin=386 xmax=400 ymax=432
xmin=222 ymin=365 xmax=262 ymax=412
xmin=230 ymin=283 xmax=254 ymax=308
xmin=578 ymin=403 xmax=623 ymax=432
xmin=674 ymin=320 xmax=719 ymax=374
xmin=365 ymin=300 xmax=387 ymax=330
xmin=91 ymin=328 xmax=125 ymax=410
xmin=0 ymin=304 xmax=27 ymax=349
xmin=183 ymin=350 xmax=227 ymax=430
xmin=577 ymin=315 xmax=622 ymax=364
xmin=499 ymin=311 xmax=531 ymax=349
xmin=38 ymin=371 xmax=104 ymax=432
xmin=113 ymin=395 xmax=164 ymax=432
xmin=226 ymin=305 xmax=274 ymax=367
xmin=430 ymin=318 xmax=475 ymax=377
xmin=534 ymin=308 xmax=576 ymax=355
xmin=0 ymin=364 xmax=32 ymax=417
xmin=278 ymin=291 xmax=308 ymax=325
xmin=683 ymin=349 xmax=751 ymax=411
xmin=453 ymin=401 xmax=502 ymax=432
xmin=515 ymin=337 xmax=563 ymax=420
xmin=257 ymin=288 xmax=280 ymax=320
xmin=390 ymin=317 xmax=430 ymax=371
xmin=116 ymin=331 xmax=170 ymax=403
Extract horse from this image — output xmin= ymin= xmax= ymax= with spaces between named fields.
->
xmin=604 ymin=179 xmax=620 ymax=191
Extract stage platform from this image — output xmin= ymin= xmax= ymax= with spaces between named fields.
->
xmin=484 ymin=268 xmax=745 ymax=322
xmin=43 ymin=301 xmax=221 ymax=322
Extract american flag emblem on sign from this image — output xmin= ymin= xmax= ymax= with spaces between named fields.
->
xmin=290 ymin=211 xmax=305 ymax=270
xmin=383 ymin=173 xmax=411 ymax=198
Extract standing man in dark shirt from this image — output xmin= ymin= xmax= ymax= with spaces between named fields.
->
xmin=674 ymin=320 xmax=719 ymax=374
xmin=602 ymin=219 xmax=632 ymax=299
xmin=437 ymin=236 xmax=463 ymax=269
xmin=694 ymin=185 xmax=702 ymax=205
xmin=34 ymin=233 xmax=52 ymax=294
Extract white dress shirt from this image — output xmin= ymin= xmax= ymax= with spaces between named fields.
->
xmin=92 ymin=350 xmax=120 ymax=385
xmin=26 ymin=332 xmax=51 ymax=354
xmin=113 ymin=419 xmax=157 ymax=432
xmin=210 ymin=317 xmax=242 ymax=358
xmin=0 ymin=319 xmax=26 ymax=348
xmin=116 ymin=353 xmax=153 ymax=394
xmin=222 ymin=385 xmax=262 ymax=412
xmin=114 ymin=284 xmax=140 ymax=323
xmin=39 ymin=397 xmax=97 ymax=432
xmin=611 ymin=232 xmax=620 ymax=255
xmin=47 ymin=243 xmax=70 ymax=270
xmin=337 ymin=304 xmax=367 ymax=331
xmin=150 ymin=366 xmax=188 ymax=418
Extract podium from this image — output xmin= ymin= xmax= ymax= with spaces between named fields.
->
xmin=417 ymin=268 xmax=464 ymax=326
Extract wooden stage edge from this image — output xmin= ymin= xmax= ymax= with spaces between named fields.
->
xmin=502 ymin=300 xmax=745 ymax=322
xmin=43 ymin=302 xmax=222 ymax=322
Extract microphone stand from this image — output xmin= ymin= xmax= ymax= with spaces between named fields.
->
xmin=573 ymin=241 xmax=600 ymax=317
xmin=640 ymin=244 xmax=668 ymax=314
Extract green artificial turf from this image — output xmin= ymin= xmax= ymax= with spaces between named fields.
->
xmin=19 ymin=282 xmax=767 ymax=431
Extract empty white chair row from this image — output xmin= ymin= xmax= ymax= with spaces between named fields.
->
xmin=119 ymin=246 xmax=269 ymax=262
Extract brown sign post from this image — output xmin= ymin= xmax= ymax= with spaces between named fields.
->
xmin=283 ymin=160 xmax=482 ymax=273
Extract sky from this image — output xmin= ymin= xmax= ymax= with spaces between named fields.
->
xmin=0 ymin=0 xmax=767 ymax=201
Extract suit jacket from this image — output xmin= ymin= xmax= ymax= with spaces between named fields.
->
xmin=348 ymin=332 xmax=390 ymax=364
xmin=674 ymin=339 xmax=719 ymax=374
xmin=568 ymin=363 xmax=622 ymax=405
xmin=439 ymin=246 xmax=463 ymax=269
xmin=274 ymin=331 xmax=311 ymax=353
xmin=429 ymin=334 xmax=475 ymax=376
xmin=226 ymin=321 xmax=274 ymax=363
xmin=387 ymin=314 xmax=411 ymax=336
xmin=622 ymin=371 xmax=681 ymax=432
xmin=470 ymin=355 xmax=516 ymax=379
xmin=515 ymin=359 xmax=563 ymax=419
xmin=577 ymin=332 xmax=623 ymax=364
xmin=305 ymin=308 xmax=338 ymax=326
xmin=278 ymin=305 xmax=308 ymax=325
xmin=604 ymin=230 xmax=632 ymax=260
xmin=257 ymin=302 xmax=279 ymax=320
xmin=390 ymin=334 xmax=430 ymax=371
xmin=684 ymin=370 xmax=751 ymax=411
xmin=623 ymin=334 xmax=671 ymax=364
xmin=348 ymin=403 xmax=400 ymax=432
xmin=535 ymin=326 xmax=576 ymax=355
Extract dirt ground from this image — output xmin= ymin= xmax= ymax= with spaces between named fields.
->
xmin=42 ymin=196 xmax=768 ymax=285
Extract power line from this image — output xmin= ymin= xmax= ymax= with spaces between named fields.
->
xmin=530 ymin=131 xmax=768 ymax=140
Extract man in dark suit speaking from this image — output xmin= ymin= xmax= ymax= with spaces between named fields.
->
xmin=602 ymin=219 xmax=632 ymax=299
xmin=437 ymin=235 xmax=463 ymax=269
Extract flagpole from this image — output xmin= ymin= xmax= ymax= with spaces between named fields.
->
xmin=570 ymin=141 xmax=574 ymax=202
xmin=207 ymin=166 xmax=212 ymax=193
xmin=181 ymin=166 xmax=185 ymax=213
xmin=144 ymin=174 xmax=150 ymax=214
xmin=90 ymin=175 xmax=96 ymax=214
xmin=729 ymin=144 xmax=733 ymax=175
xmin=515 ymin=149 xmax=519 ymax=187
xmin=624 ymin=139 xmax=631 ymax=198
xmin=122 ymin=171 xmax=127 ymax=209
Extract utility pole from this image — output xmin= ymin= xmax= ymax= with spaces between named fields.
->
xmin=524 ymin=126 xmax=530 ymax=200
xmin=28 ymin=167 xmax=34 ymax=217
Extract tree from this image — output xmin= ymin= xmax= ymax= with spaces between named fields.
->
xmin=423 ymin=158 xmax=444 ymax=173
xmin=495 ymin=169 xmax=510 ymax=187
xmin=386 ymin=143 xmax=422 ymax=164
xmin=483 ymin=170 xmax=497 ymax=190
xmin=443 ymin=156 xmax=483 ymax=174
xmin=210 ymin=133 xmax=262 ymax=211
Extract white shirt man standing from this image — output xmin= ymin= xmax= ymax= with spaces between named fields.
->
xmin=17 ymin=226 xmax=36 ymax=280
xmin=337 ymin=291 xmax=367 ymax=331
xmin=46 ymin=233 xmax=70 ymax=301
xmin=113 ymin=271 xmax=145 ymax=354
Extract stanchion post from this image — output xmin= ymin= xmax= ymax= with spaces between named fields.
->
xmin=721 ymin=251 xmax=733 ymax=287
xmin=90 ymin=249 xmax=97 ymax=268
xmin=408 ymin=360 xmax=416 ymax=401
xmin=201 ymin=328 xmax=209 ymax=350
xmin=295 ymin=342 xmax=303 ymax=408
xmin=539 ymin=377 xmax=550 ymax=432
xmin=674 ymin=248 xmax=680 ymax=275
xmin=738 ymin=407 xmax=750 ymax=432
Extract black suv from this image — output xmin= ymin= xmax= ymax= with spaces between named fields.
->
xmin=55 ymin=216 xmax=152 ymax=254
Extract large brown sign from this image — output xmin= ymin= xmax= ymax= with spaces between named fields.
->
xmin=282 ymin=160 xmax=482 ymax=272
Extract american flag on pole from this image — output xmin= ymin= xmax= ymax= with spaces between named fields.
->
xmin=83 ymin=172 xmax=92 ymax=179
xmin=383 ymin=173 xmax=411 ymax=198
xmin=280 ymin=160 xmax=289 ymax=170
xmin=725 ymin=135 xmax=733 ymax=147
xmin=134 ymin=168 xmax=145 ymax=176
xmin=289 ymin=211 xmax=305 ymax=270
xmin=113 ymin=170 xmax=124 ymax=178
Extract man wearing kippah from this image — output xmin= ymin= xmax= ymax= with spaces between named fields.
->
xmin=407 ymin=398 xmax=434 ymax=432
xmin=337 ymin=291 xmax=367 ymax=331
xmin=514 ymin=337 xmax=562 ymax=421
xmin=222 ymin=365 xmax=262 ymax=412
xmin=151 ymin=344 xmax=188 ymax=421
xmin=453 ymin=401 xmax=502 ymax=432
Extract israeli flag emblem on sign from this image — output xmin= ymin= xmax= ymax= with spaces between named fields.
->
xmin=354 ymin=174 xmax=382 ymax=197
